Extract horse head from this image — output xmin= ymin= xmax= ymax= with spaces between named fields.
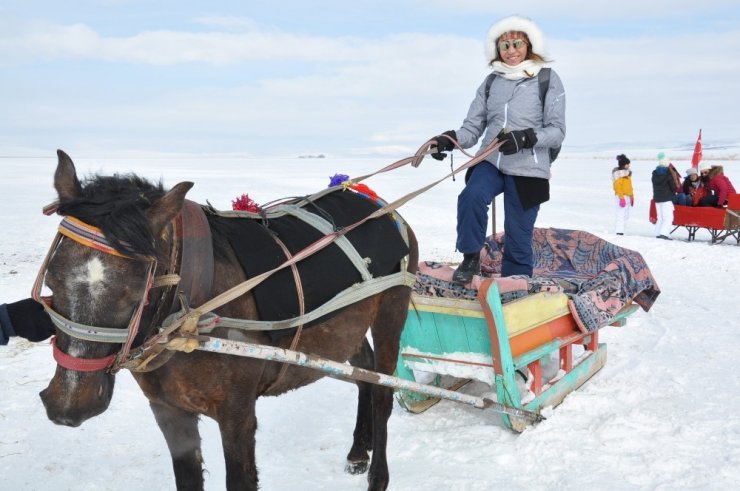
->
xmin=39 ymin=150 xmax=192 ymax=427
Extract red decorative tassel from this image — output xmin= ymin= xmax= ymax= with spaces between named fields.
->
xmin=349 ymin=183 xmax=378 ymax=201
xmin=232 ymin=194 xmax=261 ymax=212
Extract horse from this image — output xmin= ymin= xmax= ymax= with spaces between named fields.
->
xmin=37 ymin=150 xmax=419 ymax=490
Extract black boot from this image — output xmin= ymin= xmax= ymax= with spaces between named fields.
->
xmin=452 ymin=252 xmax=481 ymax=284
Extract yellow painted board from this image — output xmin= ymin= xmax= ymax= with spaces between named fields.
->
xmin=409 ymin=291 xmax=570 ymax=337
xmin=501 ymin=291 xmax=570 ymax=337
xmin=409 ymin=294 xmax=484 ymax=318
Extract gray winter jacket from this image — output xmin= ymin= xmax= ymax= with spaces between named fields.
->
xmin=455 ymin=69 xmax=566 ymax=179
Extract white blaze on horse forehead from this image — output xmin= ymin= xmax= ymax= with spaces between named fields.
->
xmin=65 ymin=256 xmax=109 ymax=317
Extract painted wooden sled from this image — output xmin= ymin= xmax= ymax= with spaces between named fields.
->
xmin=394 ymin=280 xmax=639 ymax=432
xmin=649 ymin=194 xmax=740 ymax=244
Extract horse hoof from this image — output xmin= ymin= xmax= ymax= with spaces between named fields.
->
xmin=345 ymin=460 xmax=369 ymax=475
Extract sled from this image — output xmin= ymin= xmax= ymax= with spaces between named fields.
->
xmin=394 ymin=281 xmax=639 ymax=432
xmin=649 ymin=194 xmax=740 ymax=244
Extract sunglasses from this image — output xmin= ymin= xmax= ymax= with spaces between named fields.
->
xmin=498 ymin=39 xmax=528 ymax=51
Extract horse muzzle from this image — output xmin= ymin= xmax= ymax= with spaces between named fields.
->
xmin=39 ymin=371 xmax=115 ymax=427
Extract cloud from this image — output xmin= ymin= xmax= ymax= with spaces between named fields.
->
xmin=0 ymin=19 xmax=375 ymax=65
xmin=403 ymin=0 xmax=740 ymax=18
xmin=2 ymin=14 xmax=740 ymax=156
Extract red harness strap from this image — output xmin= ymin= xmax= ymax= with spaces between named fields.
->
xmin=51 ymin=336 xmax=117 ymax=372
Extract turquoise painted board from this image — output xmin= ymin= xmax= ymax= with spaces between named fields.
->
xmin=433 ymin=313 xmax=472 ymax=354
xmin=401 ymin=311 xmax=443 ymax=354
xmin=461 ymin=316 xmax=493 ymax=355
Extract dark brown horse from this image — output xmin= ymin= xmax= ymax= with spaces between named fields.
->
xmin=38 ymin=150 xmax=418 ymax=490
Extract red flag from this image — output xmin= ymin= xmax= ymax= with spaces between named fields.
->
xmin=691 ymin=129 xmax=702 ymax=169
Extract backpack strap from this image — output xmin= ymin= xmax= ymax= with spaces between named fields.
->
xmin=484 ymin=72 xmax=497 ymax=101
xmin=537 ymin=67 xmax=550 ymax=109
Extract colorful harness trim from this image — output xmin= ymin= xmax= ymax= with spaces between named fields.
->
xmin=58 ymin=216 xmax=133 ymax=258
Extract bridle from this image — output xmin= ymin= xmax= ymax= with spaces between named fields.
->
xmin=32 ymin=216 xmax=164 ymax=373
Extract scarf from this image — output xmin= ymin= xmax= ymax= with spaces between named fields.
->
xmin=491 ymin=60 xmax=543 ymax=80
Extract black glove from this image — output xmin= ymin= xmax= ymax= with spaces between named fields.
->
xmin=431 ymin=130 xmax=457 ymax=161
xmin=2 ymin=298 xmax=56 ymax=342
xmin=496 ymin=128 xmax=538 ymax=155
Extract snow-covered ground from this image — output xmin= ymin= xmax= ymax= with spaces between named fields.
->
xmin=1 ymin=149 xmax=739 ymax=490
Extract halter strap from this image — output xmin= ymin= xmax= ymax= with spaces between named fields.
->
xmin=51 ymin=336 xmax=117 ymax=372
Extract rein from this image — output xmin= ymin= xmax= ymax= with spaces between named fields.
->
xmin=37 ymin=138 xmax=501 ymax=372
xmin=131 ymin=137 xmax=503 ymax=357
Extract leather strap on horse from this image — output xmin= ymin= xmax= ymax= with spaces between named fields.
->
xmin=119 ymin=201 xmax=215 ymax=371
xmin=175 ymin=200 xmax=215 ymax=309
xmin=265 ymin=234 xmax=306 ymax=390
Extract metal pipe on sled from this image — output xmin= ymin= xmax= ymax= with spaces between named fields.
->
xmin=196 ymin=335 xmax=544 ymax=424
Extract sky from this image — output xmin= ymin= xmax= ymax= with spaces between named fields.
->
xmin=1 ymin=150 xmax=739 ymax=489
xmin=2 ymin=1 xmax=740 ymax=157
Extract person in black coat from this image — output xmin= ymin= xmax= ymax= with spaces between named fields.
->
xmin=652 ymin=152 xmax=677 ymax=240
xmin=0 ymin=299 xmax=55 ymax=345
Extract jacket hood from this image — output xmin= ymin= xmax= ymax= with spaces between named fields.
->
xmin=707 ymin=165 xmax=724 ymax=179
xmin=612 ymin=168 xmax=631 ymax=180
xmin=485 ymin=15 xmax=546 ymax=63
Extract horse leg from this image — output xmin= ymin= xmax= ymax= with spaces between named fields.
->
xmin=367 ymin=286 xmax=411 ymax=491
xmin=345 ymin=338 xmax=375 ymax=475
xmin=218 ymin=399 xmax=259 ymax=491
xmin=149 ymin=402 xmax=205 ymax=491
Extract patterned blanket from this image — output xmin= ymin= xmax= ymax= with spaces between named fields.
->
xmin=413 ymin=228 xmax=661 ymax=332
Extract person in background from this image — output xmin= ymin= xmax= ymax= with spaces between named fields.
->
xmin=430 ymin=15 xmax=566 ymax=283
xmin=652 ymin=152 xmax=676 ymax=240
xmin=699 ymin=164 xmax=737 ymax=207
xmin=656 ymin=152 xmax=682 ymax=203
xmin=0 ymin=298 xmax=55 ymax=345
xmin=675 ymin=167 xmax=705 ymax=206
xmin=612 ymin=154 xmax=634 ymax=235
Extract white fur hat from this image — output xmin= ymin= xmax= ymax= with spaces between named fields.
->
xmin=699 ymin=162 xmax=711 ymax=173
xmin=485 ymin=15 xmax=546 ymax=63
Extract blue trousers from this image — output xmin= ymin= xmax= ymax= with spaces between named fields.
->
xmin=456 ymin=162 xmax=539 ymax=276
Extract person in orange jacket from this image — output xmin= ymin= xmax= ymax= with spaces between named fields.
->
xmin=612 ymin=154 xmax=634 ymax=235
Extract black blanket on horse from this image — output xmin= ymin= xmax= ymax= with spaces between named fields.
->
xmin=207 ymin=190 xmax=409 ymax=337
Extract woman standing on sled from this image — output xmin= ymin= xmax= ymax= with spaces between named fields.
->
xmin=430 ymin=15 xmax=566 ymax=283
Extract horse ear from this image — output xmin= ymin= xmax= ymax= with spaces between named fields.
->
xmin=54 ymin=149 xmax=82 ymax=200
xmin=146 ymin=181 xmax=194 ymax=233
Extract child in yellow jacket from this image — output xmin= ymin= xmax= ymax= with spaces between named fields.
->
xmin=612 ymin=154 xmax=634 ymax=235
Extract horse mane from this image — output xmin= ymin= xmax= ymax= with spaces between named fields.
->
xmin=55 ymin=173 xmax=166 ymax=258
